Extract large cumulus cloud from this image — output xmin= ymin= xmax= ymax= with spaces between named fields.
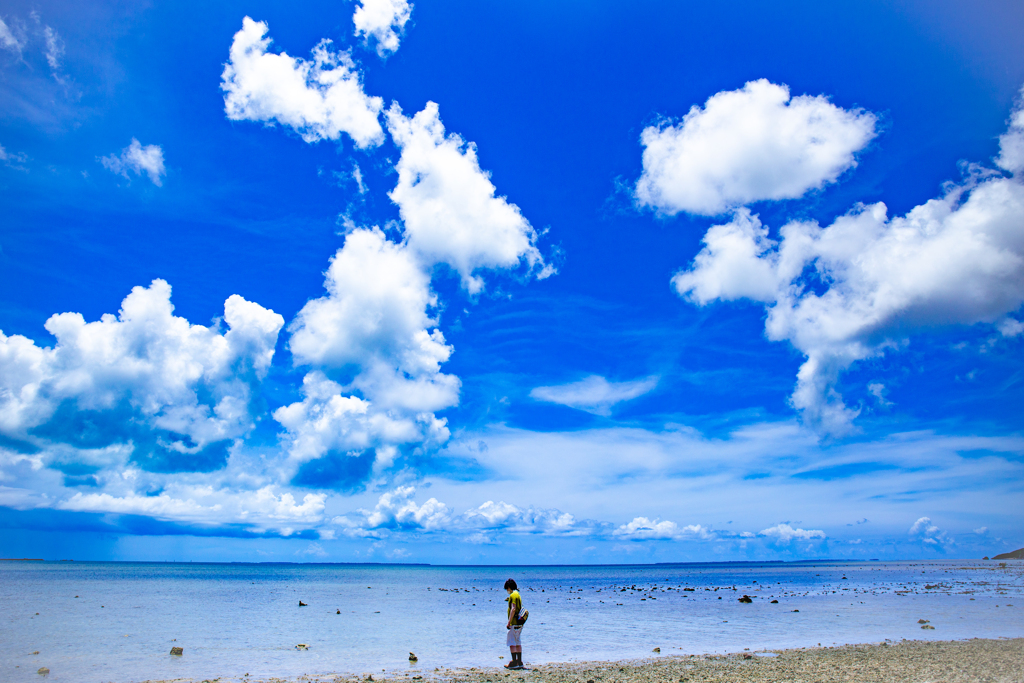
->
xmin=0 ymin=279 xmax=284 ymax=470
xmin=673 ymin=96 xmax=1024 ymax=435
xmin=387 ymin=102 xmax=552 ymax=293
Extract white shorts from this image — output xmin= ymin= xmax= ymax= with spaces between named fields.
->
xmin=506 ymin=625 xmax=523 ymax=647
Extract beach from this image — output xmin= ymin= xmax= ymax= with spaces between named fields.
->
xmin=4 ymin=561 xmax=1022 ymax=683
xmin=139 ymin=638 xmax=1023 ymax=683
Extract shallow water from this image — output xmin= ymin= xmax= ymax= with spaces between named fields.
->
xmin=1 ymin=560 xmax=1022 ymax=682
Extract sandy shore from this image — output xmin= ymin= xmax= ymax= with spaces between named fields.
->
xmin=144 ymin=638 xmax=1023 ymax=683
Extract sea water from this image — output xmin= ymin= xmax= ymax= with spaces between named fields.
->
xmin=1 ymin=560 xmax=1022 ymax=683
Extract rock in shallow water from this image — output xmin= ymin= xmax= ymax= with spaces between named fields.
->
xmin=169 ymin=647 xmax=183 ymax=656
xmin=37 ymin=667 xmax=49 ymax=675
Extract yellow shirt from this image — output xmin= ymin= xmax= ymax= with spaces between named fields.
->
xmin=506 ymin=590 xmax=522 ymax=624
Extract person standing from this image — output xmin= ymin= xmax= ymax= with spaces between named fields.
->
xmin=504 ymin=578 xmax=528 ymax=669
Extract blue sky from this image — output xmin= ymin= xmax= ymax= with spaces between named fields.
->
xmin=1 ymin=0 xmax=1023 ymax=563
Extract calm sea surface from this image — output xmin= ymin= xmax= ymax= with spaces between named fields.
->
xmin=1 ymin=560 xmax=1022 ymax=682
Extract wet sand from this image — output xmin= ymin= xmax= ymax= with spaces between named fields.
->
xmin=146 ymin=637 xmax=1024 ymax=683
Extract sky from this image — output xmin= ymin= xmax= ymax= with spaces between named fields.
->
xmin=1 ymin=0 xmax=1023 ymax=564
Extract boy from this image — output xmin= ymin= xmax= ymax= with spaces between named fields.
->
xmin=504 ymin=578 xmax=528 ymax=669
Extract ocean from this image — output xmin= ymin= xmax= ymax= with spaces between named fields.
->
xmin=1 ymin=560 xmax=1022 ymax=683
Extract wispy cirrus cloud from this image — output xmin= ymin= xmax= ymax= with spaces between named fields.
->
xmin=530 ymin=375 xmax=658 ymax=415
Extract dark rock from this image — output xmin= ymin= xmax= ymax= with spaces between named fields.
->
xmin=337 ymin=609 xmax=341 ymax=614
xmin=409 ymin=652 xmax=418 ymax=661
xmin=792 ymin=609 xmax=799 ymax=612
xmin=738 ymin=595 xmax=753 ymax=603
xmin=652 ymin=647 xmax=660 ymax=653
xmin=37 ymin=667 xmax=49 ymax=675
xmin=170 ymin=647 xmax=183 ymax=656
xmin=918 ymin=619 xmax=929 ymax=624
xmin=743 ymin=654 xmax=752 ymax=660
xmin=921 ymin=624 xmax=935 ymax=630
xmin=299 ymin=601 xmax=307 ymax=606
xmin=770 ymin=600 xmax=778 ymax=603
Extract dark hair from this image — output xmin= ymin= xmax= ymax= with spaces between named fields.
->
xmin=504 ymin=578 xmax=518 ymax=591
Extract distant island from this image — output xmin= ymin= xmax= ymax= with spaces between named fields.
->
xmin=992 ymin=548 xmax=1024 ymax=560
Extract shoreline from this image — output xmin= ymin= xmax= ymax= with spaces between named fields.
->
xmin=141 ymin=637 xmax=1024 ymax=683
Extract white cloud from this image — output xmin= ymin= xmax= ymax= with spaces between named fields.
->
xmin=867 ymin=382 xmax=891 ymax=407
xmin=0 ymin=143 xmax=28 ymax=168
xmin=100 ymin=138 xmax=166 ymax=186
xmin=272 ymin=371 xmax=449 ymax=465
xmin=635 ymin=79 xmax=877 ymax=216
xmin=353 ymin=0 xmax=412 ymax=57
xmin=672 ymin=209 xmax=780 ymax=304
xmin=909 ymin=516 xmax=953 ymax=547
xmin=386 ymin=102 xmax=550 ymax=293
xmin=997 ymin=317 xmax=1024 ymax=337
xmin=277 ymin=228 xmax=457 ymax=467
xmin=463 ymin=500 xmax=582 ymax=535
xmin=42 ymin=24 xmax=62 ymax=72
xmin=996 ymin=86 xmax=1024 ymax=175
xmin=614 ymin=517 xmax=713 ymax=541
xmin=530 ymin=375 xmax=659 ymax=416
xmin=361 ymin=485 xmax=452 ymax=530
xmin=56 ymin=486 xmax=326 ymax=531
xmin=336 ymin=488 xmax=599 ymax=539
xmin=758 ymin=523 xmax=825 ymax=543
xmin=287 ymin=228 xmax=456 ymax=411
xmin=676 ymin=165 xmax=1024 ymax=435
xmin=0 ymin=279 xmax=284 ymax=452
xmin=0 ymin=17 xmax=24 ymax=55
xmin=221 ymin=16 xmax=384 ymax=148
